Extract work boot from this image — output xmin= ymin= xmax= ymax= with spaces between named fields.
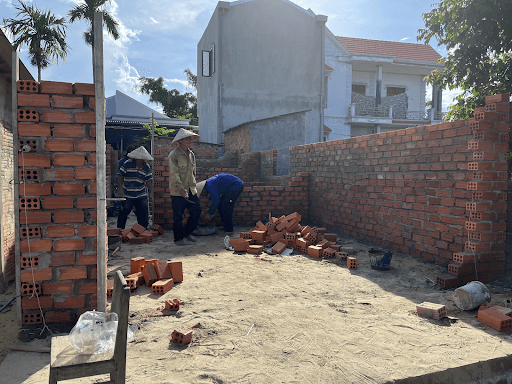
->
xmin=175 ymin=239 xmax=186 ymax=246
xmin=186 ymin=234 xmax=197 ymax=242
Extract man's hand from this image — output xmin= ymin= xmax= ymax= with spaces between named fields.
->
xmin=201 ymin=210 xmax=212 ymax=221
xmin=116 ymin=187 xmax=124 ymax=198
xmin=180 ymin=188 xmax=188 ymax=198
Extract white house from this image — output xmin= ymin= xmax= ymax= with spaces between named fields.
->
xmin=197 ymin=0 xmax=327 ymax=145
xmin=324 ymin=34 xmax=444 ymax=139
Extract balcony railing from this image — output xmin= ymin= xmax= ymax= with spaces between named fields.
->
xmin=348 ymin=105 xmax=447 ymax=121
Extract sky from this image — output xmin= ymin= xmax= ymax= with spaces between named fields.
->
xmin=0 ymin=0 xmax=460 ymax=113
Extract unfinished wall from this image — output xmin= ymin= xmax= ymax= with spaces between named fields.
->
xmin=289 ymin=94 xmax=510 ymax=285
xmin=18 ymin=80 xmax=98 ymax=325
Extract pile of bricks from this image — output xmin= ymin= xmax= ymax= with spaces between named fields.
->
xmin=107 ymin=224 xmax=165 ymax=245
xmin=229 ymin=212 xmax=357 ymax=269
xmin=125 ymin=256 xmax=183 ymax=295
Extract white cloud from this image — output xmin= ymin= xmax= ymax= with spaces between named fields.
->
xmin=113 ymin=53 xmax=139 ymax=94
xmin=149 ymin=17 xmax=159 ymax=24
xmin=163 ymin=78 xmax=189 ymax=89
xmin=400 ymin=37 xmax=409 ymax=41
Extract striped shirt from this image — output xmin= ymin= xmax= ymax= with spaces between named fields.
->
xmin=118 ymin=159 xmax=152 ymax=199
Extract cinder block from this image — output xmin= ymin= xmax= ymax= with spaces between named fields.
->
xmin=165 ymin=299 xmax=180 ymax=311
xmin=171 ymin=329 xmax=192 ymax=344
xmin=141 ymin=264 xmax=158 ymax=286
xmin=152 ymin=278 xmax=174 ymax=294
xmin=167 ymin=261 xmax=183 ymax=282
xmin=347 ymin=257 xmax=357 ymax=270
xmin=416 ymin=302 xmax=447 ymax=319
xmin=478 ymin=306 xmax=512 ymax=331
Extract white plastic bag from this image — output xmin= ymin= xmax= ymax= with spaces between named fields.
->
xmin=68 ymin=311 xmax=136 ymax=354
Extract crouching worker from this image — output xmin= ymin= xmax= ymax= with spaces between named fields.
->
xmin=196 ymin=174 xmax=244 ymax=236
xmin=116 ymin=146 xmax=153 ymax=229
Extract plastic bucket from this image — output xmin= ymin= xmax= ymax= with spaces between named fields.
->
xmin=368 ymin=249 xmax=392 ymax=270
xmin=453 ymin=281 xmax=491 ymax=310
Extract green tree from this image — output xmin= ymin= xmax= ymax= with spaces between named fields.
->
xmin=184 ymin=68 xmax=198 ymax=125
xmin=3 ymin=0 xmax=69 ymax=82
xmin=134 ymin=76 xmax=197 ymax=122
xmin=417 ymin=0 xmax=512 ymax=120
xmin=68 ymin=0 xmax=119 ymax=48
xmin=134 ymin=118 xmax=177 ymax=148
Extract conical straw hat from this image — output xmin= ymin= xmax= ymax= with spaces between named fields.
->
xmin=127 ymin=146 xmax=153 ymax=161
xmin=196 ymin=180 xmax=207 ymax=197
xmin=171 ymin=128 xmax=200 ymax=145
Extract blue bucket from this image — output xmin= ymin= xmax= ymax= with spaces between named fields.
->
xmin=368 ymin=249 xmax=392 ymax=270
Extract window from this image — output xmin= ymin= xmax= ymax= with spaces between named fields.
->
xmin=352 ymin=84 xmax=366 ymax=95
xmin=386 ymin=87 xmax=406 ymax=97
xmin=202 ymin=44 xmax=215 ymax=77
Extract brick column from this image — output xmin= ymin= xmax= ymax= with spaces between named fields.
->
xmin=17 ymin=80 xmax=97 ymax=324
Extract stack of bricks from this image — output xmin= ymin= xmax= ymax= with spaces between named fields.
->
xmin=17 ymin=80 xmax=98 ymax=324
xmin=438 ymin=94 xmax=509 ymax=288
xmin=127 ymin=256 xmax=183 ymax=294
xmin=116 ymin=223 xmax=164 ymax=244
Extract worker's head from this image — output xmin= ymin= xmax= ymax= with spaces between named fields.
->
xmin=171 ymin=128 xmax=200 ymax=150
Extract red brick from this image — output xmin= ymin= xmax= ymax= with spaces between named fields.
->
xmin=53 ymin=154 xmax=86 ymax=166
xmin=154 ymin=260 xmax=172 ymax=279
xmin=247 ymin=245 xmax=263 ymax=254
xmin=44 ymin=139 xmax=74 ymax=152
xmin=44 ymin=169 xmax=75 ymax=181
xmin=54 ymin=239 xmax=85 ymax=252
xmin=130 ymin=223 xmax=146 ymax=235
xmin=20 ymin=239 xmax=51 ymax=254
xmin=42 ymin=197 xmax=74 ymax=209
xmin=17 ymin=79 xmax=39 ymax=93
xmin=307 ymin=245 xmax=323 ymax=258
xmin=52 ymin=95 xmax=83 ymax=109
xmin=19 ymin=154 xmax=51 ymax=167
xmin=347 ymin=257 xmax=358 ymax=269
xmin=40 ymin=80 xmax=73 ymax=94
xmin=141 ymin=264 xmax=158 ymax=286
xmin=22 ymin=296 xmax=53 ymax=310
xmin=164 ymin=299 xmax=180 ymax=311
xmin=152 ymin=224 xmax=165 ymax=235
xmin=77 ymin=197 xmax=96 ymax=209
xmin=140 ymin=231 xmax=153 ymax=243
xmin=89 ymin=154 xmax=96 ymax=165
xmin=45 ymin=225 xmax=75 ymax=238
xmin=171 ymin=329 xmax=192 ymax=345
xmin=20 ymin=268 xmax=52 ymax=282
xmin=50 ymin=253 xmax=75 ymax=266
xmin=75 ymin=168 xmax=96 ymax=179
xmin=20 ymin=226 xmax=41 ymax=239
xmin=89 ymin=97 xmax=95 ymax=110
xmin=74 ymin=83 xmax=95 ymax=95
xmin=41 ymin=110 xmax=74 ymax=123
xmin=19 ymin=183 xmax=52 ymax=196
xmin=54 ymin=211 xmax=84 ymax=223
xmin=53 ymin=125 xmax=85 ymax=138
xmin=18 ymin=93 xmax=50 ymax=107
xmin=18 ymin=109 xmax=39 ymax=122
xmin=75 ymin=111 xmax=96 ymax=124
xmin=77 ymin=225 xmax=96 ymax=237
xmin=54 ymin=296 xmax=85 ymax=309
xmin=478 ymin=306 xmax=512 ymax=331
xmin=416 ymin=302 xmax=447 ymax=319
xmin=76 ymin=140 xmax=96 ymax=152
xmin=152 ymin=278 xmax=174 ymax=294
xmin=78 ymin=282 xmax=97 ymax=294
xmin=130 ymin=257 xmax=145 ymax=274
xmin=90 ymin=124 xmax=96 ymax=137
xmin=90 ymin=268 xmax=97 ymax=279
xmin=45 ymin=311 xmax=71 ymax=323
xmin=23 ymin=312 xmax=42 ymax=325
xmin=167 ymin=261 xmax=183 ymax=282
xmin=43 ymin=282 xmax=73 ymax=294
xmin=89 ymin=182 xmax=97 ymax=194
xmin=18 ymin=124 xmax=51 ymax=137
xmin=53 ymin=183 xmax=85 ymax=196
xmin=58 ymin=267 xmax=87 ymax=280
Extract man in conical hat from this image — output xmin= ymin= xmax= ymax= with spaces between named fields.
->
xmin=168 ymin=128 xmax=201 ymax=246
xmin=116 ymin=145 xmax=153 ymax=230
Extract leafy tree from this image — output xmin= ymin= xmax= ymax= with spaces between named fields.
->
xmin=3 ymin=0 xmax=69 ymax=81
xmin=134 ymin=76 xmax=197 ymax=123
xmin=417 ymin=0 xmax=512 ymax=120
xmin=68 ymin=0 xmax=119 ymax=48
xmin=183 ymin=69 xmax=198 ymax=125
xmin=134 ymin=118 xmax=177 ymax=148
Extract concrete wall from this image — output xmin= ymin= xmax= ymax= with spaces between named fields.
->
xmin=198 ymin=0 xmax=324 ymax=145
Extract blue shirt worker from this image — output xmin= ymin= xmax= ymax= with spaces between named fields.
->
xmin=196 ymin=174 xmax=244 ymax=236
xmin=116 ymin=146 xmax=153 ymax=230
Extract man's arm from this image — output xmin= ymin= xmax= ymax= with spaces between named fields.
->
xmin=116 ymin=175 xmax=124 ymax=197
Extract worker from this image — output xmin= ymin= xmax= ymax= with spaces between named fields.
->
xmin=116 ymin=146 xmax=153 ymax=230
xmin=196 ymin=174 xmax=244 ymax=236
xmin=168 ymin=128 xmax=202 ymax=246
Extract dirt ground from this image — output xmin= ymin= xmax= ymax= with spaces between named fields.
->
xmin=1 ymin=213 xmax=512 ymax=383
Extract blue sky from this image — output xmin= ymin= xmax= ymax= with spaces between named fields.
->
xmin=0 ymin=0 xmax=459 ymax=113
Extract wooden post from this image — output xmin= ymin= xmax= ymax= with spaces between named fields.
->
xmin=150 ymin=113 xmax=155 ymax=226
xmin=12 ymin=51 xmax=21 ymax=325
xmin=94 ymin=11 xmax=107 ymax=312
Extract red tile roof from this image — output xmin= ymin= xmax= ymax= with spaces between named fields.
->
xmin=336 ymin=36 xmax=442 ymax=64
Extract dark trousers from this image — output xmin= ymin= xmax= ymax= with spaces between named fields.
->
xmin=172 ymin=192 xmax=201 ymax=242
xmin=117 ymin=197 xmax=149 ymax=229
xmin=217 ymin=186 xmax=244 ymax=232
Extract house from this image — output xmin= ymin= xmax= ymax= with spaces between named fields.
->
xmin=197 ymin=0 xmax=327 ymax=146
xmin=324 ymin=35 xmax=445 ymax=139
xmin=0 ymin=28 xmax=33 ymax=292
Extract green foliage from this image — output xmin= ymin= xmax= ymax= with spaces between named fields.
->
xmin=133 ymin=75 xmax=197 ymax=122
xmin=417 ymin=0 xmax=512 ymax=121
xmin=134 ymin=118 xmax=177 ymax=148
xmin=3 ymin=0 xmax=69 ymax=81
xmin=68 ymin=0 xmax=119 ymax=47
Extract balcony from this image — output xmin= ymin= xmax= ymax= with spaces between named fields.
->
xmin=348 ymin=104 xmax=446 ymax=123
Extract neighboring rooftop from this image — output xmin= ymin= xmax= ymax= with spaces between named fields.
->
xmin=336 ymin=36 xmax=442 ymax=63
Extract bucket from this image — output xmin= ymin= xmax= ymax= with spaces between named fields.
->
xmin=453 ymin=281 xmax=491 ymax=310
xmin=368 ymin=249 xmax=392 ymax=270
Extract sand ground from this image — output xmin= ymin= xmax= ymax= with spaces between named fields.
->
xmin=1 ymin=213 xmax=512 ymax=384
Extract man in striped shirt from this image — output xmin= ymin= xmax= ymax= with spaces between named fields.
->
xmin=116 ymin=146 xmax=153 ymax=230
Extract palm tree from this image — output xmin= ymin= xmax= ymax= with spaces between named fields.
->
xmin=68 ymin=0 xmax=119 ymax=48
xmin=3 ymin=0 xmax=69 ymax=82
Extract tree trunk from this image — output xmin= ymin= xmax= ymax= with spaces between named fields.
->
xmin=38 ymin=66 xmax=41 ymax=82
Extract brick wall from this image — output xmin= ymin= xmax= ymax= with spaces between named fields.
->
xmin=224 ymin=123 xmax=250 ymax=156
xmin=2 ymin=120 xmax=15 ymax=285
xmin=17 ymin=80 xmax=98 ymax=325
